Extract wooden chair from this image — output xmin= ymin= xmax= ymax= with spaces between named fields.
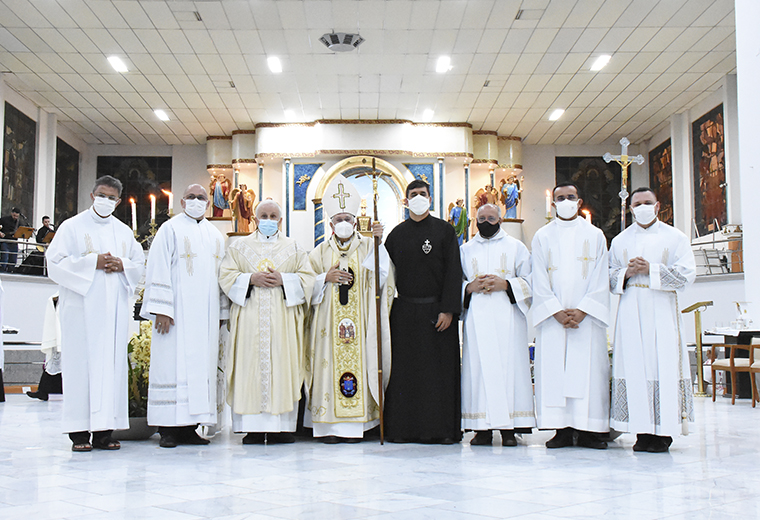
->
xmin=709 ymin=344 xmax=755 ymax=406
xmin=749 ymin=342 xmax=760 ymax=408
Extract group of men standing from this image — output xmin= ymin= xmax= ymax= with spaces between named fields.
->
xmin=45 ymin=173 xmax=695 ymax=455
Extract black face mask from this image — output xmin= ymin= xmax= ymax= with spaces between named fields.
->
xmin=477 ymin=220 xmax=500 ymax=238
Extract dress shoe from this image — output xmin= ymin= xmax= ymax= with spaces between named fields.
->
xmin=633 ymin=434 xmax=653 ymax=452
xmin=576 ymin=430 xmax=608 ymax=450
xmin=27 ymin=391 xmax=49 ymax=401
xmin=242 ymin=433 xmax=265 ymax=444
xmin=470 ymin=430 xmax=493 ymax=446
xmin=500 ymin=430 xmax=518 ymax=447
xmin=159 ymin=434 xmax=178 ymax=448
xmin=179 ymin=426 xmax=210 ymax=445
xmin=321 ymin=435 xmax=340 ymax=444
xmin=546 ymin=427 xmax=574 ymax=448
xmin=267 ymin=432 xmax=295 ymax=444
xmin=646 ymin=435 xmax=673 ymax=453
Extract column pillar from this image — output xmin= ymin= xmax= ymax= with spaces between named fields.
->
xmin=437 ymin=157 xmax=445 ymax=216
xmin=670 ymin=112 xmax=692 ymax=237
xmin=464 ymin=163 xmax=470 ymax=242
xmin=284 ymin=158 xmax=291 ymax=236
xmin=34 ymin=109 xmax=57 ymax=227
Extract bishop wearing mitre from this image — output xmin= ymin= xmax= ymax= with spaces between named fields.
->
xmin=141 ymin=184 xmax=229 ymax=448
xmin=219 ymin=200 xmax=315 ymax=444
xmin=46 ymin=176 xmax=144 ymax=452
xmin=460 ymin=204 xmax=535 ymax=447
xmin=306 ymin=175 xmax=394 ymax=443
xmin=531 ymin=183 xmax=610 ymax=449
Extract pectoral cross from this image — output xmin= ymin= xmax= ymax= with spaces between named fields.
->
xmin=471 ymin=258 xmax=480 ymax=277
xmin=603 ymin=137 xmax=645 ymax=231
xmin=180 ymin=236 xmax=197 ymax=275
xmin=547 ymin=249 xmax=558 ymax=288
xmin=332 ymin=182 xmax=351 ymax=210
xmin=498 ymin=253 xmax=511 ymax=278
xmin=213 ymin=240 xmax=222 ymax=268
xmin=577 ymin=240 xmax=594 ymax=280
xmin=81 ymin=234 xmax=98 ymax=256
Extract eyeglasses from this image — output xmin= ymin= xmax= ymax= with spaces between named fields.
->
xmin=477 ymin=216 xmax=500 ymax=224
xmin=94 ymin=193 xmax=118 ymax=201
xmin=184 ymin=194 xmax=208 ymax=201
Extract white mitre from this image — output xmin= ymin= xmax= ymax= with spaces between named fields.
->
xmin=323 ymin=175 xmax=361 ymax=218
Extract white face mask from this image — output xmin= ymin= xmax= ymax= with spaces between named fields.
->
xmin=334 ymin=221 xmax=354 ymax=239
xmin=408 ymin=195 xmax=430 ymax=216
xmin=554 ymin=199 xmax=578 ymax=220
xmin=93 ymin=196 xmax=117 ymax=217
xmin=184 ymin=199 xmax=207 ymax=219
xmin=632 ymin=204 xmax=657 ymax=226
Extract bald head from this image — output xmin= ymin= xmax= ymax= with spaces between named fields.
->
xmin=477 ymin=203 xmax=501 ymax=219
xmin=183 ymin=184 xmax=207 ymax=199
xmin=256 ymin=200 xmax=282 ymax=219
xmin=181 ymin=183 xmax=209 ymax=220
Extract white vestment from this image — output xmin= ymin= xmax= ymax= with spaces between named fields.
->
xmin=219 ymin=231 xmax=315 ymax=433
xmin=531 ymin=217 xmax=610 ymax=433
xmin=141 ymin=213 xmax=229 ymax=427
xmin=46 ymin=207 xmax=144 ymax=433
xmin=460 ymin=229 xmax=535 ymax=431
xmin=306 ymin=233 xmax=393 ymax=439
xmin=41 ymin=293 xmax=62 ymax=375
xmin=609 ymin=220 xmax=696 ymax=437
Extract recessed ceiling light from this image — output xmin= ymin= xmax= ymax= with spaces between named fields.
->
xmin=268 ymin=57 xmax=282 ymax=73
xmin=154 ymin=109 xmax=169 ymax=121
xmin=422 ymin=109 xmax=434 ymax=122
xmin=590 ymin=55 xmax=611 ymax=71
xmin=549 ymin=109 xmax=564 ymax=121
xmin=107 ymin=56 xmax=128 ymax=73
xmin=436 ymin=56 xmax=452 ymax=73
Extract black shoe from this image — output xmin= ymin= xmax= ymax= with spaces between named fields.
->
xmin=159 ymin=434 xmax=178 ymax=448
xmin=500 ymin=430 xmax=518 ymax=447
xmin=26 ymin=391 xmax=49 ymax=401
xmin=179 ymin=426 xmax=210 ymax=445
xmin=646 ymin=435 xmax=673 ymax=453
xmin=546 ymin=428 xmax=575 ymax=448
xmin=576 ymin=431 xmax=608 ymax=450
xmin=470 ymin=430 xmax=493 ymax=446
xmin=633 ymin=434 xmax=653 ymax=452
xmin=321 ymin=435 xmax=340 ymax=444
xmin=267 ymin=432 xmax=295 ymax=444
xmin=242 ymin=433 xmax=266 ymax=444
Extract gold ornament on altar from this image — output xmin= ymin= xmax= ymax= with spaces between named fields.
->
xmin=357 ymin=198 xmax=372 ymax=237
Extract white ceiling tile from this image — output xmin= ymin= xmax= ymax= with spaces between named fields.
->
xmin=86 ymin=1 xmax=129 ymax=29
xmin=196 ymin=2 xmax=232 ymax=30
xmin=485 ymin=0 xmax=520 ymax=29
xmin=618 ymin=27 xmax=658 ymax=52
xmin=428 ymin=29 xmax=456 ymax=55
xmin=6 ymin=27 xmax=52 ymax=52
xmin=511 ymin=54 xmax=541 ymax=75
xmin=357 ymin=0 xmax=386 ymax=29
xmin=197 ymin=54 xmax=227 ymax=76
xmin=452 ymin=29 xmax=483 ymax=54
xmin=276 ymin=1 xmax=308 ymax=30
xmin=159 ymin=30 xmax=194 ymax=54
xmin=140 ymin=2 xmax=180 ymax=30
xmin=185 ymin=30 xmax=217 ymax=55
xmin=112 ymin=1 xmax=153 ymax=29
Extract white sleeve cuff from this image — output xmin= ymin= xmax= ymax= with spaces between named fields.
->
xmin=282 ymin=273 xmax=306 ymax=307
xmin=311 ymin=273 xmax=328 ymax=305
xmin=228 ymin=273 xmax=253 ymax=307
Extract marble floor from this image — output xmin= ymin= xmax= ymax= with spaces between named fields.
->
xmin=1 ymin=394 xmax=759 ymax=520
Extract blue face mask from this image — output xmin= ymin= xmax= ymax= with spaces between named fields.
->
xmin=258 ymin=219 xmax=279 ymax=237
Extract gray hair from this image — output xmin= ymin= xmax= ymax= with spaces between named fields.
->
xmin=256 ymin=199 xmax=282 ymax=218
xmin=477 ymin=203 xmax=501 ymax=216
xmin=93 ymin=175 xmax=123 ymax=197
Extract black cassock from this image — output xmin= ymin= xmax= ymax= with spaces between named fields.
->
xmin=384 ymin=214 xmax=463 ymax=442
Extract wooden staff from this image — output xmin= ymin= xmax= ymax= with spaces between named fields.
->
xmin=371 ymin=157 xmax=385 ymax=444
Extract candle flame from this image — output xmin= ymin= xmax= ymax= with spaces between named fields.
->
xmin=161 ymin=189 xmax=172 ymax=197
xmin=545 ymin=190 xmax=550 ymax=196
xmin=149 ymin=194 xmax=156 ymax=200
xmin=582 ymin=209 xmax=590 ymax=216
xmin=129 ymin=198 xmax=135 ymax=204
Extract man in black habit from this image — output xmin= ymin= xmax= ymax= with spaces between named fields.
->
xmin=384 ymin=179 xmax=463 ymax=444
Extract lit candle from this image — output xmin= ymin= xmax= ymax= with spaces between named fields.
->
xmin=583 ymin=209 xmax=591 ymax=223
xmin=545 ymin=190 xmax=551 ymax=217
xmin=130 ymin=198 xmax=137 ymax=231
xmin=161 ymin=189 xmax=173 ymax=215
xmin=150 ymin=194 xmax=156 ymax=222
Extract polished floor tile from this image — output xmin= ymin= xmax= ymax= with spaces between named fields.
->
xmin=1 ymin=394 xmax=759 ymax=519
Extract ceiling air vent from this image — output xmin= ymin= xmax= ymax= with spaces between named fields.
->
xmin=319 ymin=32 xmax=365 ymax=52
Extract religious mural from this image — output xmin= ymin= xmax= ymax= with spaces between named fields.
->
xmin=555 ymin=156 xmax=623 ymax=246
xmin=2 ymin=102 xmax=36 ymax=223
xmin=97 ymin=156 xmax=172 ymax=240
xmin=692 ymin=104 xmax=727 ymax=236
xmin=648 ymin=139 xmax=673 ymax=226
xmin=404 ymin=163 xmax=435 ymax=211
xmin=55 ymin=138 xmax=80 ymax=225
xmin=293 ymin=163 xmax=321 ymax=211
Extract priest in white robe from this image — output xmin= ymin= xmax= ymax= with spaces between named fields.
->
xmin=219 ymin=200 xmax=315 ymax=444
xmin=531 ymin=183 xmax=610 ymax=449
xmin=461 ymin=204 xmax=535 ymax=446
xmin=306 ymin=175 xmax=393 ymax=444
xmin=46 ymin=175 xmax=144 ymax=451
xmin=609 ymin=187 xmax=696 ymax=453
xmin=141 ymin=184 xmax=229 ymax=448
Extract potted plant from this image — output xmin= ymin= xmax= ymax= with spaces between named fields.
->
xmin=114 ymin=320 xmax=157 ymax=440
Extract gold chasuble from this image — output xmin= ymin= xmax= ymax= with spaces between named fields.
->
xmin=219 ymin=233 xmax=315 ymax=416
xmin=307 ymin=233 xmax=393 ymax=425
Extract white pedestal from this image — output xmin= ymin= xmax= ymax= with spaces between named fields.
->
xmin=501 ymin=218 xmax=525 ymax=244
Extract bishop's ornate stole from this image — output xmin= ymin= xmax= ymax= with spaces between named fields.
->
xmin=330 ymin=238 xmax=366 ymax=418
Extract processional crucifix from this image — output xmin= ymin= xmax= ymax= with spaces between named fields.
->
xmin=357 ymin=157 xmax=390 ymax=445
xmin=603 ymin=137 xmax=645 ymax=231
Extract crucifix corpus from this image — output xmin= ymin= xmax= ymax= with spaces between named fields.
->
xmin=603 ymin=137 xmax=645 ymax=231
xmin=357 ymin=157 xmax=390 ymax=444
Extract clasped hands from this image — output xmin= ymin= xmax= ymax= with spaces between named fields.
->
xmin=249 ymin=267 xmax=283 ymax=288
xmin=466 ymin=274 xmax=507 ymax=294
xmin=96 ymin=252 xmax=124 ymax=273
xmin=553 ymin=309 xmax=587 ymax=329
xmin=625 ymin=256 xmax=650 ymax=279
xmin=325 ymin=263 xmax=353 ymax=285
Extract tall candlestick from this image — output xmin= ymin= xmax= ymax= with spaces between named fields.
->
xmin=150 ymin=194 xmax=156 ymax=222
xmin=545 ymin=190 xmax=551 ymax=217
xmin=130 ymin=198 xmax=137 ymax=231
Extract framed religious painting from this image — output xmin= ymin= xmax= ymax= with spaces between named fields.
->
xmin=692 ymin=104 xmax=727 ymax=236
xmin=55 ymin=138 xmax=80 ymax=226
xmin=97 ymin=156 xmax=172 ymax=240
xmin=2 ymin=102 xmax=36 ymax=223
xmin=555 ymin=156 xmax=623 ymax=246
xmin=648 ymin=139 xmax=673 ymax=225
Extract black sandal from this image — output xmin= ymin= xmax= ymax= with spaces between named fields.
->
xmin=92 ymin=437 xmax=121 ymax=450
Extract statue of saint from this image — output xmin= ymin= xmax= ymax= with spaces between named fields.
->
xmin=230 ymin=184 xmax=256 ymax=233
xmin=448 ymin=198 xmax=468 ymax=245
